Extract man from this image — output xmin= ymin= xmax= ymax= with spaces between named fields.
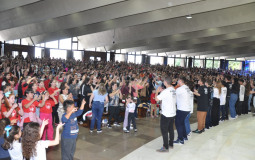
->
xmin=193 ymin=78 xmax=209 ymax=134
xmin=224 ymin=76 xmax=232 ymax=120
xmin=173 ymin=77 xmax=190 ymax=145
xmin=155 ymin=77 xmax=176 ymax=152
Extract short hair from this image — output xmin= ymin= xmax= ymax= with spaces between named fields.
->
xmin=225 ymin=75 xmax=231 ymax=81
xmin=63 ymin=100 xmax=74 ymax=112
xmin=238 ymin=79 xmax=244 ymax=83
xmin=25 ymin=88 xmax=34 ymax=96
xmin=200 ymin=78 xmax=206 ymax=84
xmin=164 ymin=77 xmax=172 ymax=85
xmin=179 ymin=77 xmax=187 ymax=84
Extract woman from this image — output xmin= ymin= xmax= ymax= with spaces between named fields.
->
xmin=69 ymin=78 xmax=79 ymax=105
xmin=1 ymin=92 xmax=23 ymax=125
xmin=48 ymin=79 xmax=60 ymax=125
xmin=229 ymin=78 xmax=240 ymax=119
xmin=89 ymin=83 xmax=108 ymax=133
xmin=107 ymin=83 xmax=122 ymax=128
xmin=58 ymin=86 xmax=72 ymax=123
xmin=211 ymin=81 xmax=221 ymax=126
xmin=243 ymin=80 xmax=251 ymax=114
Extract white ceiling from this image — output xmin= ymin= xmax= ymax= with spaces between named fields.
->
xmin=1 ymin=0 xmax=255 ymax=58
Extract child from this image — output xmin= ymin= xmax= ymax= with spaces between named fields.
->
xmin=61 ymin=99 xmax=86 ymax=160
xmin=22 ymin=120 xmax=64 ymax=160
xmin=2 ymin=125 xmax=22 ymax=160
xmin=39 ymin=91 xmax=57 ymax=140
xmin=150 ymin=89 xmax=157 ymax=118
xmin=124 ymin=96 xmax=137 ymax=133
xmin=0 ymin=118 xmax=11 ymax=160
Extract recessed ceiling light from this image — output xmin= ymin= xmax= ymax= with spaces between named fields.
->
xmin=186 ymin=15 xmax=192 ymax=19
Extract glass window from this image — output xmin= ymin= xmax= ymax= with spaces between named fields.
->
xmin=158 ymin=53 xmax=166 ymax=56
xmin=136 ymin=52 xmax=141 ymax=55
xmin=35 ymin=47 xmax=42 ymax=58
xmin=21 ymin=39 xmax=29 ymax=45
xmin=50 ymin=49 xmax=67 ymax=60
xmin=206 ymin=60 xmax=213 ymax=68
xmin=115 ymin=54 xmax=124 ymax=62
xmin=46 ymin=40 xmax=58 ymax=49
xmin=13 ymin=39 xmax=20 ymax=45
xmin=12 ymin=51 xmax=18 ymax=58
xmin=194 ymin=60 xmax=201 ymax=67
xmin=59 ymin=38 xmax=71 ymax=50
xmin=213 ymin=60 xmax=220 ymax=69
xmin=90 ymin=57 xmax=94 ymax=61
xmin=128 ymin=55 xmax=135 ymax=63
xmin=141 ymin=51 xmax=147 ymax=54
xmin=22 ymin=52 xmax=28 ymax=58
xmin=136 ymin=55 xmax=142 ymax=64
xmin=86 ymin=48 xmax=95 ymax=51
xmin=40 ymin=43 xmax=45 ymax=47
xmin=107 ymin=52 xmax=110 ymax=62
xmin=6 ymin=40 xmax=14 ymax=44
xmin=72 ymin=43 xmax=78 ymax=50
xmin=168 ymin=58 xmax=174 ymax=66
xmin=73 ymin=37 xmax=78 ymax=42
xmin=73 ymin=51 xmax=82 ymax=61
xmin=249 ymin=61 xmax=255 ymax=71
xmin=175 ymin=58 xmax=181 ymax=66
xmin=228 ymin=61 xmax=242 ymax=70
xmin=116 ymin=50 xmax=121 ymax=53
xmin=121 ymin=49 xmax=127 ymax=53
xmin=150 ymin=57 xmax=163 ymax=65
xmin=96 ymin=57 xmax=101 ymax=61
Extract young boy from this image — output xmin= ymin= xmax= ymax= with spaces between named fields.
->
xmin=125 ymin=96 xmax=137 ymax=133
xmin=61 ymin=99 xmax=86 ymax=160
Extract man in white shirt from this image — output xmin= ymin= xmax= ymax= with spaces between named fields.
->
xmin=155 ymin=77 xmax=176 ymax=152
xmin=173 ymin=77 xmax=190 ymax=145
xmin=237 ymin=79 xmax=245 ymax=115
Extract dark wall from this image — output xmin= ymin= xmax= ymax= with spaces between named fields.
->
xmin=4 ymin=43 xmax=35 ymax=58
xmin=84 ymin=51 xmax=107 ymax=61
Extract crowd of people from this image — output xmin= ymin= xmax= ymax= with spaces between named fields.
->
xmin=0 ymin=54 xmax=254 ymax=159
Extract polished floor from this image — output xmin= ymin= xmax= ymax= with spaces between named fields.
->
xmin=46 ymin=109 xmax=255 ymax=160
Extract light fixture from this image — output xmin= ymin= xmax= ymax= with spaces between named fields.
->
xmin=186 ymin=14 xmax=192 ymax=19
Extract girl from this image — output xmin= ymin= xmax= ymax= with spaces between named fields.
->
xmin=1 ymin=92 xmax=23 ymax=125
xmin=37 ymin=80 xmax=46 ymax=94
xmin=211 ymin=81 xmax=221 ymax=126
xmin=22 ymin=121 xmax=64 ymax=160
xmin=28 ymin=83 xmax=40 ymax=117
xmin=58 ymin=86 xmax=72 ymax=123
xmin=220 ymin=81 xmax=227 ymax=121
xmin=39 ymin=91 xmax=57 ymax=140
xmin=124 ymin=96 xmax=137 ymax=133
xmin=2 ymin=125 xmax=22 ymax=160
xmin=89 ymin=83 xmax=108 ymax=133
xmin=0 ymin=119 xmax=11 ymax=160
xmin=48 ymin=79 xmax=60 ymax=125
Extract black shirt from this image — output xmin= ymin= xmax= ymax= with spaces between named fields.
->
xmin=226 ymin=82 xmax=232 ymax=97
xmin=197 ymin=85 xmax=209 ymax=111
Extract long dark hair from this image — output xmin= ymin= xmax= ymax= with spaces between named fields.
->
xmin=22 ymin=122 xmax=40 ymax=160
xmin=2 ymin=125 xmax=20 ymax=150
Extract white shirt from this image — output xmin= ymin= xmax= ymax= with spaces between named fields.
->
xmin=220 ymin=87 xmax=227 ymax=105
xmin=8 ymin=141 xmax=22 ymax=160
xmin=127 ymin=103 xmax=136 ymax=113
xmin=239 ymin=85 xmax=245 ymax=101
xmin=176 ymin=85 xmax=191 ymax=111
xmin=189 ymin=91 xmax=194 ymax=114
xmin=30 ymin=141 xmax=49 ymax=160
xmin=213 ymin=88 xmax=220 ymax=99
xmin=157 ymin=87 xmax=176 ymax=117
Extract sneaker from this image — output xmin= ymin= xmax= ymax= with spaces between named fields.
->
xmin=97 ymin=130 xmax=102 ymax=133
xmin=113 ymin=122 xmax=117 ymax=126
xmin=187 ymin=132 xmax=191 ymax=137
xmin=184 ymin=137 xmax=188 ymax=141
xmin=79 ymin=121 xmax=83 ymax=125
xmin=134 ymin=129 xmax=138 ymax=132
xmin=89 ymin=130 xmax=93 ymax=133
xmin=156 ymin=147 xmax=169 ymax=152
xmin=201 ymin=129 xmax=205 ymax=132
xmin=107 ymin=124 xmax=112 ymax=129
xmin=173 ymin=139 xmax=184 ymax=145
xmin=229 ymin=117 xmax=237 ymax=120
xmin=124 ymin=130 xmax=130 ymax=133
xmin=116 ymin=123 xmax=121 ymax=127
xmin=192 ymin=129 xmax=202 ymax=134
xmin=219 ymin=120 xmax=224 ymax=123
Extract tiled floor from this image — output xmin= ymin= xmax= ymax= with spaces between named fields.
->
xmin=46 ymin=106 xmax=254 ymax=160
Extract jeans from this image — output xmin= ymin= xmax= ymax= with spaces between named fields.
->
xmin=205 ymin=102 xmax=212 ymax=128
xmin=229 ymin=93 xmax=238 ymax=118
xmin=248 ymin=94 xmax=252 ymax=111
xmin=90 ymin=101 xmax=104 ymax=131
xmin=220 ymin=105 xmax=225 ymax=120
xmin=61 ymin=137 xmax=76 ymax=160
xmin=127 ymin=113 xmax=136 ymax=130
xmin=184 ymin=113 xmax=191 ymax=135
xmin=175 ymin=110 xmax=190 ymax=141
xmin=225 ymin=97 xmax=230 ymax=119
xmin=160 ymin=114 xmax=174 ymax=149
xmin=134 ymin=97 xmax=141 ymax=118
xmin=108 ymin=106 xmax=120 ymax=124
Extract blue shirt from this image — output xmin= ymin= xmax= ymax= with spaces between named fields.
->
xmin=93 ymin=90 xmax=108 ymax=103
xmin=61 ymin=109 xmax=83 ymax=139
xmin=0 ymin=136 xmax=10 ymax=158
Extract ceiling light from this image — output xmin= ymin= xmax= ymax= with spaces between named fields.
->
xmin=186 ymin=15 xmax=192 ymax=19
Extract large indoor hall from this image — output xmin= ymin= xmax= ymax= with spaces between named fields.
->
xmin=0 ymin=0 xmax=255 ymax=160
